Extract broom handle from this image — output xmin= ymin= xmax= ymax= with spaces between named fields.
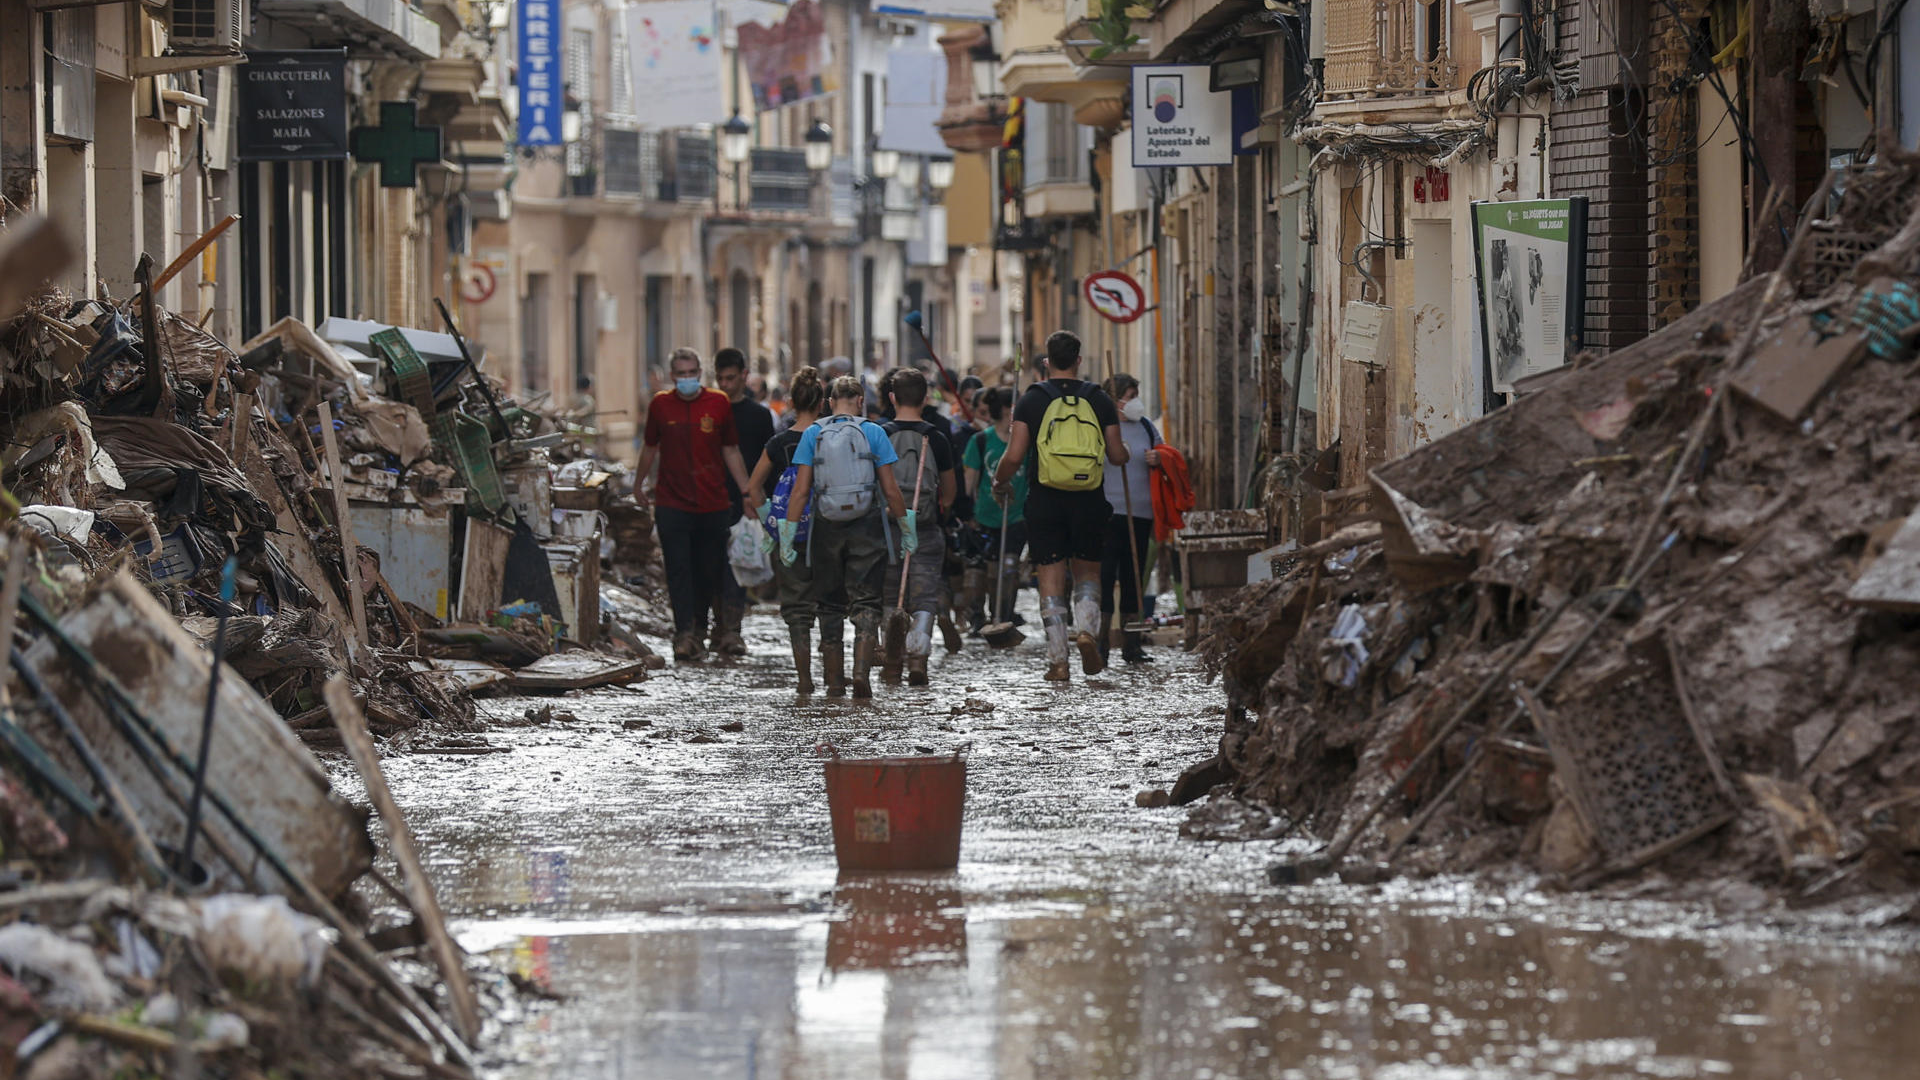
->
xmin=895 ymin=430 xmax=931 ymax=609
xmin=1120 ymin=431 xmax=1146 ymax=616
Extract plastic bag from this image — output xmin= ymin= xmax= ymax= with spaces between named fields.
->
xmin=729 ymin=515 xmax=775 ymax=587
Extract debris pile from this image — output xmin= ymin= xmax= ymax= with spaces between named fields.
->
xmin=0 ymin=226 xmax=669 ymax=1069
xmin=1201 ymin=152 xmax=1920 ymax=901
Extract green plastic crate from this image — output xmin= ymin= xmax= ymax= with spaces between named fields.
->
xmin=369 ymin=328 xmax=437 ymax=419
xmin=434 ymin=411 xmax=506 ymax=513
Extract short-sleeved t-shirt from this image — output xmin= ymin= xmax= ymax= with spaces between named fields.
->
xmin=963 ymin=424 xmax=1026 ymax=528
xmin=643 ymin=388 xmax=738 ymax=514
xmin=1012 ymin=378 xmax=1121 ymax=497
xmin=763 ymin=426 xmax=805 ymax=477
xmin=881 ymin=418 xmax=956 ymax=475
xmin=792 ymin=415 xmax=899 ymax=469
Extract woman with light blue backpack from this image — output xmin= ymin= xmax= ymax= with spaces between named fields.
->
xmin=746 ymin=367 xmax=826 ymax=694
xmin=775 ymin=375 xmax=911 ymax=700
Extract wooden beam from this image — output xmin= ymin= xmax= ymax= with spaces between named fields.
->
xmin=322 ymin=676 xmax=482 ymax=1046
xmin=316 ymin=402 xmax=370 ymax=646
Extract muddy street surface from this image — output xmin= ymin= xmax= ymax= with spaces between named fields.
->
xmin=363 ymin=611 xmax=1919 ymax=1079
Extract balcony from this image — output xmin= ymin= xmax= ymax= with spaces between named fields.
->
xmin=749 ymin=148 xmax=812 ymax=213
xmin=1323 ymin=0 xmax=1459 ymax=99
xmin=253 ymin=0 xmax=441 ymax=61
xmin=592 ymin=128 xmax=714 ymax=205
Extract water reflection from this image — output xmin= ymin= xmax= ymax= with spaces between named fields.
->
xmin=825 ymin=874 xmax=968 ymax=972
xmin=475 ymin=892 xmax=1920 ymax=1080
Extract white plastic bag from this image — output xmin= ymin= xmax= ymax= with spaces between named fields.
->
xmin=728 ymin=515 xmax=775 ymax=587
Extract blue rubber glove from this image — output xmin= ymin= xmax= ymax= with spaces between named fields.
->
xmin=777 ymin=519 xmax=799 ymax=566
xmin=899 ymin=511 xmax=919 ymax=556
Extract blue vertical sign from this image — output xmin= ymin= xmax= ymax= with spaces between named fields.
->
xmin=517 ymin=0 xmax=561 ymax=146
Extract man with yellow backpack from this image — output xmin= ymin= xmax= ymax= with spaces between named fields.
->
xmin=991 ymin=330 xmax=1131 ymax=682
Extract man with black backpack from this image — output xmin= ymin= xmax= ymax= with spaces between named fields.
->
xmin=990 ymin=330 xmax=1130 ymax=682
xmin=878 ymin=368 xmax=957 ymax=686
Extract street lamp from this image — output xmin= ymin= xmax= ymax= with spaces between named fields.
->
xmin=896 ymin=154 xmax=921 ymax=190
xmin=804 ymin=119 xmax=834 ymax=172
xmin=870 ymin=146 xmax=899 ymax=180
xmin=927 ymin=155 xmax=955 ymax=191
xmin=720 ymin=110 xmax=752 ymax=165
xmin=721 ymin=110 xmax=751 ymax=208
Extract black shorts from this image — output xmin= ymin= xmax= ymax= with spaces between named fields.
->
xmin=1024 ymin=487 xmax=1112 ymax=565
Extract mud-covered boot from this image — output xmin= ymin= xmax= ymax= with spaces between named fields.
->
xmin=1122 ymin=614 xmax=1154 ymax=665
xmin=1041 ymin=595 xmax=1072 ymax=683
xmin=1073 ymin=581 xmax=1105 ymax=677
xmin=1097 ymin=612 xmax=1114 ymax=664
xmin=790 ymin=627 xmax=815 ymax=696
xmin=907 ymin=656 xmax=929 ymax=686
xmin=938 ymin=611 xmax=962 ymax=653
xmin=851 ymin=631 xmax=877 ymax=700
xmin=821 ymin=640 xmax=847 ymax=698
xmin=905 ymin=612 xmax=935 ymax=686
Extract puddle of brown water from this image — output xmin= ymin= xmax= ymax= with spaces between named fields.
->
xmin=359 ymin=612 xmax=1919 ymax=1079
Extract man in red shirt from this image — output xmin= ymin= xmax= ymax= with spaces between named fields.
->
xmin=635 ymin=347 xmax=754 ymax=662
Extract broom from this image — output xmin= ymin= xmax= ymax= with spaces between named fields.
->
xmin=883 ymin=431 xmax=933 ymax=673
xmin=981 ymin=498 xmax=1025 ymax=649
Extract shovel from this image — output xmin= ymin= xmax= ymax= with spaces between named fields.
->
xmin=883 ymin=431 xmax=933 ymax=670
xmin=981 ymin=503 xmax=1026 ymax=649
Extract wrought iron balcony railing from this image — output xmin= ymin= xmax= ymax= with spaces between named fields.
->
xmin=1323 ymin=0 xmax=1459 ymax=99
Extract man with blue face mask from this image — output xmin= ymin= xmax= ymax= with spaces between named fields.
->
xmin=635 ymin=347 xmax=754 ymax=663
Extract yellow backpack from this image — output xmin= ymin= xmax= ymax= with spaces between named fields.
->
xmin=1034 ymin=381 xmax=1105 ymax=491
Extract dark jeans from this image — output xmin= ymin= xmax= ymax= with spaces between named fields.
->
xmin=1100 ymin=514 xmax=1153 ymax=614
xmin=655 ymin=506 xmax=730 ymax=635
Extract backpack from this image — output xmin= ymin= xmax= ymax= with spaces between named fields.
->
xmin=762 ymin=446 xmax=811 ymax=547
xmin=811 ymin=415 xmax=878 ymax=521
xmin=886 ymin=423 xmax=942 ymax=515
xmin=1034 ymin=381 xmax=1106 ymax=492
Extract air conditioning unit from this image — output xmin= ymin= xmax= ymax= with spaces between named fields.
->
xmin=169 ymin=0 xmax=246 ymax=53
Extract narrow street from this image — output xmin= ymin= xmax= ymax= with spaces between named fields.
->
xmin=366 ymin=610 xmax=1920 ymax=1080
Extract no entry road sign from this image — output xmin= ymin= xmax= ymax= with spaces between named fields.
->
xmin=1084 ymin=270 xmax=1147 ymax=324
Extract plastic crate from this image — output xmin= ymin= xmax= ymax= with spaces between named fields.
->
xmin=434 ymin=412 xmax=506 ymax=513
xmin=369 ymin=328 xmax=436 ymax=419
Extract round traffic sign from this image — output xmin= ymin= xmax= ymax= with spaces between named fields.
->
xmin=1083 ymin=270 xmax=1146 ymax=324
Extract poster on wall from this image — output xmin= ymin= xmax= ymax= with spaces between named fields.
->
xmin=626 ymin=0 xmax=723 ymax=123
xmin=1129 ymin=64 xmax=1254 ymax=168
xmin=1470 ymin=198 xmax=1589 ymax=396
xmin=737 ymin=0 xmax=840 ymax=109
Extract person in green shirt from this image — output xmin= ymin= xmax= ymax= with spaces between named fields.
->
xmin=962 ymin=387 xmax=1028 ymax=629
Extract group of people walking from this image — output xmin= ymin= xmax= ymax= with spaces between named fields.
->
xmin=634 ymin=328 xmax=1175 ymax=696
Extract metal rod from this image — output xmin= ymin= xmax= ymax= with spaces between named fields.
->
xmin=432 ymin=297 xmax=513 ymax=436
xmin=178 ymin=556 xmax=237 ymax=880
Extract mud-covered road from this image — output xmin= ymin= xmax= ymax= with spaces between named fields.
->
xmin=359 ymin=611 xmax=1920 ymax=1079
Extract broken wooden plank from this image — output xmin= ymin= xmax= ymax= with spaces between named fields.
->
xmin=317 ymin=401 xmax=371 ymax=645
xmin=509 ymin=651 xmax=649 ymax=692
xmin=20 ymin=573 xmax=373 ymax=896
xmin=1849 ymin=511 xmax=1920 ymax=612
xmin=323 ymin=675 xmax=482 ymax=1046
xmin=1728 ymin=313 xmax=1869 ymax=422
xmin=406 ymin=657 xmax=512 ymax=694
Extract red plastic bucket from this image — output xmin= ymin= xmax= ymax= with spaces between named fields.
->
xmin=824 ymin=754 xmax=967 ymax=871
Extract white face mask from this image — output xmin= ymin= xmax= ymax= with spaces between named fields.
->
xmin=1121 ymin=398 xmax=1146 ymax=422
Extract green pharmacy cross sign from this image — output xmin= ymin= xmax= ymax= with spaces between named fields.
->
xmin=352 ymin=102 xmax=443 ymax=188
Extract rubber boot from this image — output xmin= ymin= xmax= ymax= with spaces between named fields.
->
xmin=880 ymin=613 xmax=905 ymax=684
xmin=1041 ymin=595 xmax=1072 ymax=682
xmin=1122 ymin=612 xmax=1154 ymax=665
xmin=1097 ymin=612 xmax=1114 ymax=664
xmin=907 ymin=656 xmax=929 ymax=686
xmin=851 ymin=630 xmax=877 ymax=700
xmin=938 ymin=611 xmax=962 ymax=653
xmin=1073 ymin=580 xmax=1105 ymax=677
xmin=790 ymin=626 xmax=815 ymax=695
xmin=821 ymin=640 xmax=847 ymax=698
